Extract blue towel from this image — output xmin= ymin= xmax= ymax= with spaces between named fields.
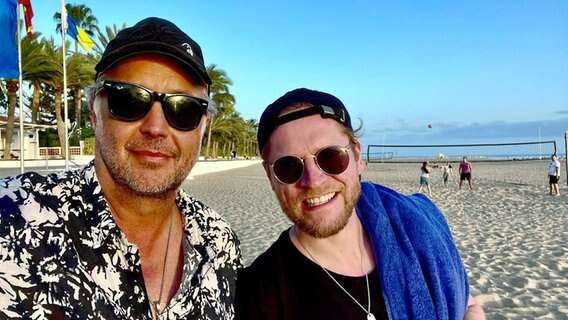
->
xmin=356 ymin=182 xmax=469 ymax=320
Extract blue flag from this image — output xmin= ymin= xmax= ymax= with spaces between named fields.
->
xmin=0 ymin=0 xmax=19 ymax=78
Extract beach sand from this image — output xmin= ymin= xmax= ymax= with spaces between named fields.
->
xmin=185 ymin=160 xmax=567 ymax=319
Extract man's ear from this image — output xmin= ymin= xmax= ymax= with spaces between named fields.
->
xmin=262 ymin=160 xmax=277 ymax=192
xmin=89 ymin=96 xmax=97 ymax=127
xmin=199 ymin=115 xmax=210 ymax=137
xmin=353 ymin=139 xmax=365 ymax=175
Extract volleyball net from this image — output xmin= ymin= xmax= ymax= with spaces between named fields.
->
xmin=366 ymin=141 xmax=557 ymax=164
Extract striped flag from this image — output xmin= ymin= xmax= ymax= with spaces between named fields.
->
xmin=65 ymin=12 xmax=94 ymax=51
xmin=0 ymin=0 xmax=19 ymax=78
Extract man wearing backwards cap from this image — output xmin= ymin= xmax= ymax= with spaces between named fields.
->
xmin=0 ymin=17 xmax=241 ymax=319
xmin=235 ymin=88 xmax=485 ymax=319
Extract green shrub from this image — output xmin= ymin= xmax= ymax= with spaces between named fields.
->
xmin=83 ymin=137 xmax=94 ymax=155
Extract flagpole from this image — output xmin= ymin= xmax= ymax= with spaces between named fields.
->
xmin=17 ymin=1 xmax=24 ymax=173
xmin=60 ymin=0 xmax=69 ymax=170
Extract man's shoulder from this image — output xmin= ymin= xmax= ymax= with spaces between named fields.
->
xmin=240 ymin=230 xmax=289 ymax=277
xmin=177 ymin=189 xmax=242 ymax=265
xmin=1 ymin=170 xmax=49 ymax=188
xmin=177 ymin=189 xmax=233 ymax=228
xmin=0 ymin=162 xmax=93 ymax=193
xmin=0 ymin=165 xmax=96 ymax=222
xmin=1 ymin=171 xmax=61 ymax=210
xmin=359 ymin=181 xmax=444 ymax=225
xmin=234 ymin=231 xmax=292 ymax=319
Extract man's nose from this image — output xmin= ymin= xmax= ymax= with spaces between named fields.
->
xmin=298 ymin=156 xmax=327 ymax=187
xmin=138 ymin=102 xmax=170 ymax=137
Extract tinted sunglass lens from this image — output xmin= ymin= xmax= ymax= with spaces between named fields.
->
xmin=317 ymin=146 xmax=350 ymax=175
xmin=107 ymin=84 xmax=151 ymax=121
xmin=163 ymin=96 xmax=204 ymax=131
xmin=273 ymin=156 xmax=304 ymax=184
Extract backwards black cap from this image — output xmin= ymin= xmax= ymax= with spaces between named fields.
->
xmin=257 ymin=88 xmax=353 ymax=153
xmin=95 ymin=17 xmax=211 ymax=85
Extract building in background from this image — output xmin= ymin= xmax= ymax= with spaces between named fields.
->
xmin=0 ymin=116 xmax=58 ymax=159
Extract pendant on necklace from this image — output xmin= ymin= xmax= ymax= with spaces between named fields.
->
xmin=367 ymin=313 xmax=376 ymax=320
xmin=152 ymin=301 xmax=160 ymax=314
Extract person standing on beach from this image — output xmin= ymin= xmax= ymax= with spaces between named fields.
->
xmin=442 ymin=161 xmax=454 ymax=186
xmin=419 ymin=160 xmax=433 ymax=196
xmin=0 ymin=17 xmax=241 ymax=319
xmin=548 ymin=154 xmax=561 ymax=196
xmin=459 ymin=156 xmax=473 ymax=190
xmin=234 ymin=88 xmax=485 ymax=320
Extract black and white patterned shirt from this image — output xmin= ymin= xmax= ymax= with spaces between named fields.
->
xmin=0 ymin=161 xmax=242 ymax=319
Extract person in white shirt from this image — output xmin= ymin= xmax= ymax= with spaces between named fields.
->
xmin=548 ymin=154 xmax=561 ymax=196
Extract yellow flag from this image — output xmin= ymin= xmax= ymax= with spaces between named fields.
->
xmin=76 ymin=26 xmax=94 ymax=51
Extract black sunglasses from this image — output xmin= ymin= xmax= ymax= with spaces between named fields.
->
xmin=95 ymin=80 xmax=209 ymax=131
xmin=269 ymin=145 xmax=351 ymax=184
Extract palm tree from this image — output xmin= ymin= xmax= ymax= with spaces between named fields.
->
xmin=205 ymin=64 xmax=235 ymax=158
xmin=2 ymin=79 xmax=18 ymax=159
xmin=242 ymin=118 xmax=259 ymax=157
xmin=93 ymin=23 xmax=127 ymax=56
xmin=66 ymin=52 xmax=96 ymax=131
xmin=53 ymin=3 xmax=99 ymax=53
xmin=21 ymin=33 xmax=62 ymax=124
xmin=41 ymin=37 xmax=67 ymax=156
xmin=203 ymin=115 xmax=240 ymax=158
xmin=53 ymin=4 xmax=99 ymax=130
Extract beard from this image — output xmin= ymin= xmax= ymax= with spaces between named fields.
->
xmin=96 ymin=130 xmax=197 ymax=199
xmin=280 ymin=182 xmax=361 ymax=238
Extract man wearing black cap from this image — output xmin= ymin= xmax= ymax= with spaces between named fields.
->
xmin=235 ymin=88 xmax=485 ymax=319
xmin=0 ymin=17 xmax=241 ymax=319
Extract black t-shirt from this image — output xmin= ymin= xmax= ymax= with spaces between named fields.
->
xmin=235 ymin=230 xmax=389 ymax=320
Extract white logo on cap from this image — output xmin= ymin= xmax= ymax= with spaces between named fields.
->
xmin=181 ymin=43 xmax=193 ymax=56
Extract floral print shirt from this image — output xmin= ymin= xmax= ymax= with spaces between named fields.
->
xmin=0 ymin=161 xmax=242 ymax=319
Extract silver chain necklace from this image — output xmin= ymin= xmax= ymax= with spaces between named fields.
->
xmin=152 ymin=207 xmax=174 ymax=314
xmin=295 ymin=228 xmax=376 ymax=320
xmin=106 ymin=201 xmax=176 ymax=317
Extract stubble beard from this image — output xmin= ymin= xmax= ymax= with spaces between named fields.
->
xmin=96 ymin=132 xmax=198 ymax=199
xmin=281 ymin=182 xmax=361 ymax=239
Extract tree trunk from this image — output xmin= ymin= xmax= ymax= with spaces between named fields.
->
xmin=205 ymin=116 xmax=214 ymax=159
xmin=54 ymin=87 xmax=67 ymax=158
xmin=213 ymin=141 xmax=218 ymax=159
xmin=31 ymin=80 xmax=40 ymax=123
xmin=73 ymin=86 xmax=81 ymax=130
xmin=2 ymin=80 xmax=18 ymax=159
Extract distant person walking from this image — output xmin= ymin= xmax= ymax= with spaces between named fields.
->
xmin=441 ymin=162 xmax=453 ymax=186
xmin=548 ymin=154 xmax=561 ymax=196
xmin=459 ymin=156 xmax=473 ymax=190
xmin=419 ymin=161 xmax=433 ymax=196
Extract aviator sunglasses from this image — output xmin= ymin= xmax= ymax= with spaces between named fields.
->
xmin=269 ymin=144 xmax=351 ymax=184
xmin=95 ymin=80 xmax=209 ymax=131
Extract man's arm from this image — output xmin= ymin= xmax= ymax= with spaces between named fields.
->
xmin=464 ymin=295 xmax=486 ymax=320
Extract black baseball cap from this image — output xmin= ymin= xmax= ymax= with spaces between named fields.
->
xmin=95 ymin=17 xmax=211 ymax=85
xmin=257 ymin=88 xmax=353 ymax=154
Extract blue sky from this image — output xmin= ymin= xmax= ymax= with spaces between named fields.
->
xmin=29 ymin=0 xmax=568 ymax=150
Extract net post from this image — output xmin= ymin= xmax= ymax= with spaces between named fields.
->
xmin=565 ymin=130 xmax=567 ymax=186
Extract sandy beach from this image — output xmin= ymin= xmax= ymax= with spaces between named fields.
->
xmin=185 ymin=160 xmax=568 ymax=319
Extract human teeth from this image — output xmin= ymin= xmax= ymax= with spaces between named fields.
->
xmin=305 ymin=193 xmax=335 ymax=206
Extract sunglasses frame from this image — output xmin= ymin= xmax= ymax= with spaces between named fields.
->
xmin=95 ymin=80 xmax=209 ymax=131
xmin=269 ymin=144 xmax=352 ymax=184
